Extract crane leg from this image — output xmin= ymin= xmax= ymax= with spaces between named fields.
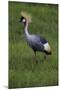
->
xmin=34 ymin=51 xmax=36 ymax=57
xmin=34 ymin=51 xmax=38 ymax=64
xmin=44 ymin=54 xmax=47 ymax=60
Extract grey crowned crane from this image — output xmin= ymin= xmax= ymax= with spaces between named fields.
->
xmin=19 ymin=12 xmax=52 ymax=60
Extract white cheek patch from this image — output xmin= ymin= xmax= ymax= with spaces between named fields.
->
xmin=44 ymin=43 xmax=51 ymax=52
xmin=22 ymin=19 xmax=26 ymax=22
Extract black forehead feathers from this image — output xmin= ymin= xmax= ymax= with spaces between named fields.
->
xmin=20 ymin=16 xmax=24 ymax=21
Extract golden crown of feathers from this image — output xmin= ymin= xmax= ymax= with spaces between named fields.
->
xmin=21 ymin=11 xmax=32 ymax=23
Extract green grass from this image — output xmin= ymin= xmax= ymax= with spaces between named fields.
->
xmin=9 ymin=1 xmax=58 ymax=88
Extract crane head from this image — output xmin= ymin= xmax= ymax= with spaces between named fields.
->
xmin=19 ymin=11 xmax=32 ymax=23
xmin=19 ymin=16 xmax=26 ymax=23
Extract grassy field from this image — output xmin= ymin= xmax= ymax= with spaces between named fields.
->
xmin=9 ymin=2 xmax=58 ymax=88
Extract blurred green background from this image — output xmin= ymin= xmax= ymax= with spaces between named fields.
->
xmin=9 ymin=1 xmax=58 ymax=88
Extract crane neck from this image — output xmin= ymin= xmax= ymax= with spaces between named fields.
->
xmin=24 ymin=21 xmax=30 ymax=37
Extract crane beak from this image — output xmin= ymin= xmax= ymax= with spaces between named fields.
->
xmin=19 ymin=18 xmax=22 ymax=22
xmin=19 ymin=18 xmax=21 ymax=22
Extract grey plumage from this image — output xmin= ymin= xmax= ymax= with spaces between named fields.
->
xmin=26 ymin=35 xmax=45 ymax=52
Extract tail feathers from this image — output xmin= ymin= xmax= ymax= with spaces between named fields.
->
xmin=43 ymin=43 xmax=52 ymax=55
